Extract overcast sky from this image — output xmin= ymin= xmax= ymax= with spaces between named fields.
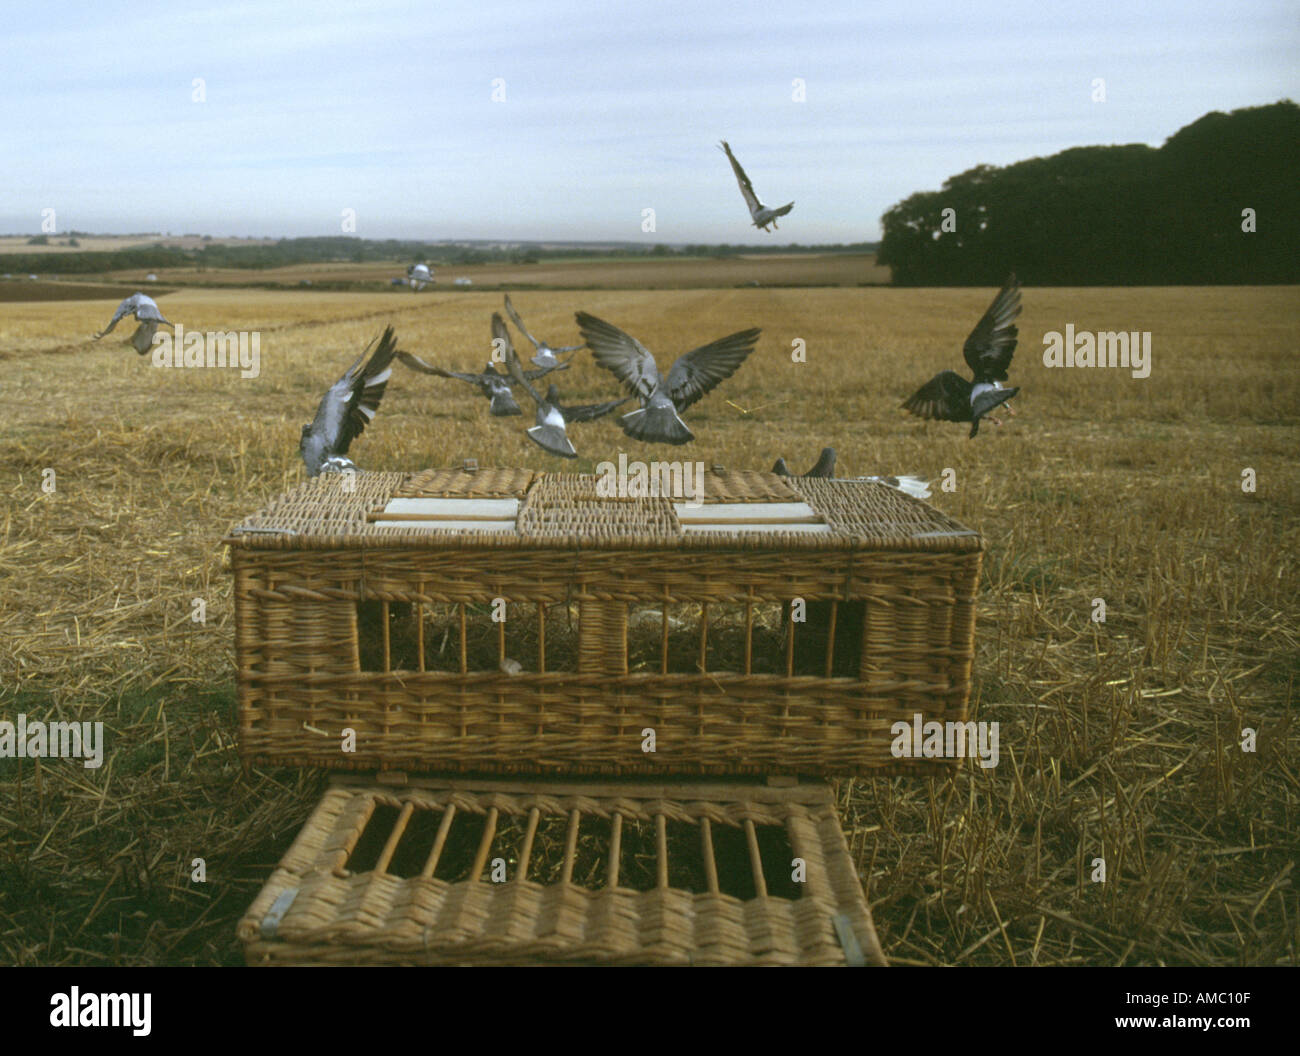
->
xmin=1 ymin=0 xmax=1296 ymax=244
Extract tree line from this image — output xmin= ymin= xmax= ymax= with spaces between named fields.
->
xmin=877 ymin=100 xmax=1298 ymax=285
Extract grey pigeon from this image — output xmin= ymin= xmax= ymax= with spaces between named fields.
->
xmin=542 ymin=382 xmax=628 ymax=428
xmin=902 ymin=274 xmax=1021 ymax=437
xmin=300 ymin=326 xmax=399 ymax=477
xmin=94 ymin=292 xmax=172 ymax=355
xmin=719 ymin=140 xmax=794 ymax=232
xmin=504 ymin=294 xmax=584 ymax=369
xmin=397 ymin=352 xmax=522 ymax=416
xmin=498 ymin=314 xmax=626 ymax=458
xmin=577 ymin=311 xmax=760 ymax=445
xmin=396 ymin=336 xmax=567 ymax=418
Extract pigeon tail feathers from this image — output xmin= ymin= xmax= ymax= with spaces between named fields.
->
xmin=620 ymin=404 xmax=695 ymax=445
xmin=527 ymin=423 xmax=578 ymax=458
xmin=488 ymin=390 xmax=523 ymax=417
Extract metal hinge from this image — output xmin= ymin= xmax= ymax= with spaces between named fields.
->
xmin=260 ymin=888 xmax=299 ymax=940
xmin=832 ymin=913 xmax=868 ymax=966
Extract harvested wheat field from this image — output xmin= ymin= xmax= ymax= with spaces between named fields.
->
xmin=1 ymin=282 xmax=1297 ymax=965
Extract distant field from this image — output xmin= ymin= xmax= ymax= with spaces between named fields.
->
xmin=0 ymin=234 xmax=275 ymax=255
xmin=1 ymin=283 xmax=1297 ymax=966
xmin=82 ymin=252 xmax=885 ymax=290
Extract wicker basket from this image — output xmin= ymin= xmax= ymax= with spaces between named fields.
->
xmin=238 ymin=774 xmax=886 ymax=966
xmin=225 ymin=466 xmax=983 ymax=776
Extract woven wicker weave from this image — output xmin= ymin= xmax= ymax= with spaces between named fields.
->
xmin=238 ymin=775 xmax=886 ymax=966
xmin=696 ymin=467 xmax=799 ymax=503
xmin=396 ymin=467 xmax=536 ymax=499
xmin=226 ymin=468 xmax=982 ymax=776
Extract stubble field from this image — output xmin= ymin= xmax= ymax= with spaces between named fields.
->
xmin=1 ymin=279 xmax=1297 ymax=965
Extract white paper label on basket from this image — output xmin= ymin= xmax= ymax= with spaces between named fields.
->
xmin=674 ymin=501 xmax=827 ymax=533
xmin=377 ymin=497 xmax=520 ymax=532
xmin=674 ymin=502 xmax=819 ymax=523
xmin=373 ymin=520 xmax=519 ymax=532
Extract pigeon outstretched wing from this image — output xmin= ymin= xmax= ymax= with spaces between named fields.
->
xmin=524 ymin=361 xmax=569 ymax=380
xmin=720 ymin=140 xmax=762 ymax=217
xmin=332 ymin=326 xmax=399 ymax=455
xmin=95 ymin=295 xmax=139 ymax=338
xmin=555 ymin=394 xmax=630 ymax=423
xmin=902 ymin=370 xmax=973 ymax=422
xmin=962 ymin=274 xmax=1021 ymax=383
xmin=395 ymin=350 xmax=481 ymax=384
xmin=96 ymin=293 xmax=169 ymax=339
xmin=497 ymin=313 xmax=543 ymax=406
xmin=576 ymin=312 xmax=663 ymax=401
xmin=665 ymin=328 xmax=761 ymax=411
xmin=503 ymin=295 xmax=542 ymax=351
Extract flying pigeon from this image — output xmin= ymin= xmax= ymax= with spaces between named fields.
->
xmin=772 ymin=446 xmax=932 ymax=499
xmin=719 ymin=140 xmax=794 ymax=232
xmin=902 ymin=274 xmax=1021 ymax=437
xmin=396 ymin=339 xmax=567 ymax=417
xmin=94 ymin=292 xmax=172 ymax=355
xmin=498 ymin=313 xmax=626 ymax=458
xmin=503 ymin=294 xmax=585 ymax=369
xmin=577 ymin=311 xmax=761 ymax=445
xmin=407 ymin=263 xmax=433 ymax=290
xmin=300 ymin=326 xmax=399 ymax=477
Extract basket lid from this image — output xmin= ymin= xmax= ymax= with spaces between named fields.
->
xmin=223 ymin=465 xmax=982 ymax=552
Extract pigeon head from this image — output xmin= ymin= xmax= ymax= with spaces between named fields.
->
xmin=545 ymin=383 xmax=561 ymax=403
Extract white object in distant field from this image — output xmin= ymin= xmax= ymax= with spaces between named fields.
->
xmin=407 ymin=262 xmax=434 ymax=290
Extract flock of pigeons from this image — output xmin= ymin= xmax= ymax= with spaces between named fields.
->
xmin=89 ymin=132 xmax=1022 ymax=485
xmin=92 ymin=274 xmax=1023 ymax=481
xmin=286 ymin=272 xmax=1022 ymax=477
xmin=297 ymin=295 xmax=766 ymax=471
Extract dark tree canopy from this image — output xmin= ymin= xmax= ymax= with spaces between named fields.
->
xmin=877 ymin=100 xmax=1299 ymax=285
